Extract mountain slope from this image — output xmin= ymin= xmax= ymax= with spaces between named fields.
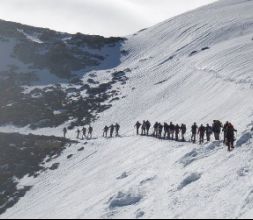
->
xmin=1 ymin=0 xmax=253 ymax=218
xmin=0 ymin=19 xmax=123 ymax=82
xmin=0 ymin=20 xmax=127 ymax=130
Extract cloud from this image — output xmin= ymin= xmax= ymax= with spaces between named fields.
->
xmin=0 ymin=0 xmax=216 ymax=36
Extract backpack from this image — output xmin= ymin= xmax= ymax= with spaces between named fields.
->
xmin=213 ymin=121 xmax=222 ymax=132
xmin=192 ymin=125 xmax=197 ymax=133
xmin=182 ymin=124 xmax=186 ymax=133
xmin=207 ymin=126 xmax=212 ymax=134
xmin=199 ymin=126 xmax=205 ymax=134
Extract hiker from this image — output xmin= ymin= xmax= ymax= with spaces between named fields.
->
xmin=109 ymin=124 xmax=115 ymax=138
xmin=115 ymin=123 xmax=120 ymax=137
xmin=206 ymin=124 xmax=213 ymax=142
xmin=169 ymin=122 xmax=175 ymax=140
xmin=153 ymin=122 xmax=159 ymax=137
xmin=88 ymin=125 xmax=93 ymax=139
xmin=212 ymin=120 xmax=223 ymax=141
xmin=103 ymin=126 xmax=109 ymax=138
xmin=63 ymin=127 xmax=67 ymax=138
xmin=226 ymin=123 xmax=237 ymax=151
xmin=141 ymin=121 xmax=146 ymax=135
xmin=175 ymin=124 xmax=181 ymax=141
xmin=223 ymin=121 xmax=229 ymax=144
xmin=135 ymin=121 xmax=142 ymax=135
xmin=181 ymin=124 xmax=187 ymax=142
xmin=191 ymin=123 xmax=198 ymax=143
xmin=76 ymin=128 xmax=81 ymax=139
xmin=146 ymin=121 xmax=151 ymax=135
xmin=82 ymin=127 xmax=87 ymax=139
xmin=198 ymin=124 xmax=206 ymax=144
xmin=164 ymin=123 xmax=170 ymax=139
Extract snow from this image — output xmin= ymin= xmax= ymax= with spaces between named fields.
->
xmin=53 ymin=109 xmax=66 ymax=115
xmin=2 ymin=0 xmax=253 ymax=219
xmin=177 ymin=172 xmax=202 ymax=190
xmin=108 ymin=191 xmax=143 ymax=210
xmin=17 ymin=29 xmax=44 ymax=44
xmin=2 ymin=135 xmax=253 ymax=219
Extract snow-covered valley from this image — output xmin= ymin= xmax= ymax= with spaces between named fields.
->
xmin=1 ymin=0 xmax=253 ymax=218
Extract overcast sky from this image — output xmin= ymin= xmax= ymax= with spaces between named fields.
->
xmin=0 ymin=0 xmax=216 ymax=37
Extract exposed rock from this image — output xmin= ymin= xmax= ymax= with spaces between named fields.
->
xmin=0 ymin=132 xmax=72 ymax=215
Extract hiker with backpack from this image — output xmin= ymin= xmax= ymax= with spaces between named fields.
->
xmin=191 ymin=123 xmax=198 ymax=143
xmin=212 ymin=120 xmax=223 ymax=141
xmin=82 ymin=127 xmax=87 ymax=140
xmin=88 ymin=125 xmax=93 ymax=139
xmin=175 ymin=124 xmax=181 ymax=141
xmin=115 ymin=123 xmax=120 ymax=137
xmin=198 ymin=124 xmax=206 ymax=144
xmin=135 ymin=121 xmax=142 ymax=135
xmin=223 ymin=121 xmax=229 ymax=144
xmin=164 ymin=122 xmax=170 ymax=139
xmin=181 ymin=124 xmax=187 ymax=142
xmin=63 ymin=127 xmax=67 ymax=138
xmin=206 ymin=124 xmax=213 ymax=142
xmin=103 ymin=126 xmax=109 ymax=138
xmin=141 ymin=121 xmax=146 ymax=135
xmin=226 ymin=123 xmax=237 ymax=151
xmin=76 ymin=128 xmax=81 ymax=139
xmin=153 ymin=122 xmax=159 ymax=137
xmin=146 ymin=121 xmax=151 ymax=135
xmin=109 ymin=124 xmax=115 ymax=138
xmin=169 ymin=122 xmax=175 ymax=140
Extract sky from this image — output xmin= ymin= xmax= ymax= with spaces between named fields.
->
xmin=0 ymin=0 xmax=216 ymax=37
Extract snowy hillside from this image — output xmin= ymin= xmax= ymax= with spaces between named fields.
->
xmin=1 ymin=0 xmax=253 ymax=218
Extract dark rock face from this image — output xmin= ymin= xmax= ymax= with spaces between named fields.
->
xmin=0 ymin=132 xmax=73 ymax=215
xmin=0 ymin=68 xmax=129 ymax=130
xmin=0 ymin=19 xmax=124 ymax=79
xmin=78 ymin=147 xmax=85 ymax=152
xmin=49 ymin=163 xmax=60 ymax=170
xmin=0 ymin=19 xmax=129 ymax=130
xmin=67 ymin=154 xmax=74 ymax=159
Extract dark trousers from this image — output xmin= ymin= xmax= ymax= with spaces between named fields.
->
xmin=192 ymin=133 xmax=196 ymax=143
xmin=214 ymin=132 xmax=220 ymax=140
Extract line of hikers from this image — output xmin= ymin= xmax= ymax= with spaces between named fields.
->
xmin=135 ymin=120 xmax=237 ymax=151
xmin=103 ymin=123 xmax=120 ymax=138
xmin=63 ymin=123 xmax=121 ymax=140
xmin=63 ymin=125 xmax=94 ymax=140
xmin=63 ymin=120 xmax=237 ymax=152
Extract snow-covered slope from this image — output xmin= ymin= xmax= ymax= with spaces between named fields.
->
xmin=2 ymin=0 xmax=253 ymax=218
